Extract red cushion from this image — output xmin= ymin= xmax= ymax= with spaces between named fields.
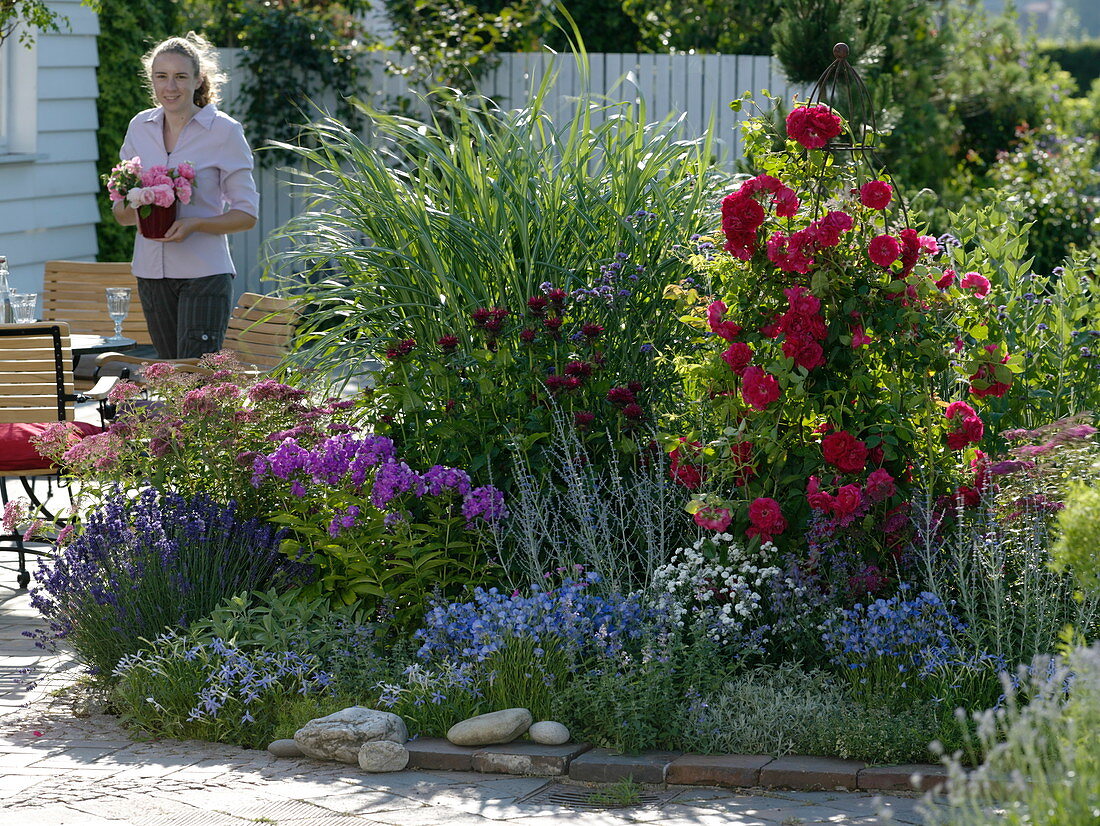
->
xmin=0 ymin=421 xmax=102 ymax=472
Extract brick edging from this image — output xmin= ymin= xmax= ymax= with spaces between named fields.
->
xmin=405 ymin=738 xmax=948 ymax=792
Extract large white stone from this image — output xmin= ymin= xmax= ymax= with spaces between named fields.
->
xmin=528 ymin=720 xmax=570 ymax=745
xmin=294 ymin=707 xmax=408 ymax=764
xmin=447 ymin=708 xmax=533 ymax=747
xmin=358 ymin=740 xmax=410 ymax=772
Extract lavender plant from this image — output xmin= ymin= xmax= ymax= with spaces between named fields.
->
xmin=30 ymin=489 xmax=302 ymax=677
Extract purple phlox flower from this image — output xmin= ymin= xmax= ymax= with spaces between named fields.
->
xmin=371 ymin=460 xmax=426 ymax=509
xmin=461 ymin=485 xmax=508 ymax=528
xmin=421 ymin=465 xmax=472 ymax=497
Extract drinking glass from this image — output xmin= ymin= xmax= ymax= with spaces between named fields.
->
xmin=105 ymin=287 xmax=132 ymax=343
xmin=11 ymin=292 xmax=38 ymax=324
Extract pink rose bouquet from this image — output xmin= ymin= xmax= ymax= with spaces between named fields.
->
xmin=102 ymin=156 xmax=195 ymax=218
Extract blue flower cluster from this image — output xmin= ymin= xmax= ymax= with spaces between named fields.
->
xmin=820 ymin=587 xmax=965 ymax=675
xmin=115 ymin=631 xmax=331 ymax=727
xmin=414 ymin=575 xmax=653 ymax=663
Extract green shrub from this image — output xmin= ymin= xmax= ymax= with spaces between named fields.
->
xmin=1053 ymin=481 xmax=1100 ymax=595
xmin=1039 ymin=38 xmax=1100 ymax=94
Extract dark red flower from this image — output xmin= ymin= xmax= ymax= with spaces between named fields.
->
xmin=574 ymin=410 xmax=595 ymax=429
xmin=627 ymin=381 xmax=643 ymax=395
xmin=607 ymin=386 xmax=636 ymax=406
xmin=565 ymin=376 xmax=582 ymax=391
xmin=721 ymin=342 xmax=753 ymax=375
xmin=782 ymin=336 xmax=825 ymax=371
xmin=519 ymin=328 xmax=537 ymax=344
xmin=437 ymin=335 xmax=459 ymax=353
xmin=621 ymin=402 xmax=645 ymax=420
xmin=547 ymin=288 xmax=567 ymax=309
xmin=669 ymin=439 xmax=704 ymax=489
xmin=868 ymin=234 xmax=902 ymax=268
xmin=545 ymin=374 xmax=568 ymax=393
xmin=384 ymin=338 xmax=416 ymax=360
xmin=471 ymin=307 xmax=491 ymax=327
xmin=786 ymin=105 xmax=843 ymax=150
xmin=527 ymin=296 xmax=549 ymax=316
xmin=564 ymin=360 xmax=592 ymax=377
xmin=544 ymin=316 xmax=563 ymax=337
xmin=581 ymin=323 xmax=604 ymax=340
xmin=729 ymin=441 xmax=756 ymax=486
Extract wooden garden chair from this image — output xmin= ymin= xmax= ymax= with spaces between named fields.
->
xmin=40 ymin=260 xmax=156 ymax=389
xmin=94 ymin=292 xmax=299 ymax=380
xmin=0 ymin=323 xmax=117 ymax=588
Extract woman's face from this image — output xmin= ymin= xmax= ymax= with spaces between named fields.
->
xmin=151 ymin=52 xmax=201 ymax=116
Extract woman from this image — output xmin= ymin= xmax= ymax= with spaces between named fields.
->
xmin=112 ymin=32 xmax=258 ymax=359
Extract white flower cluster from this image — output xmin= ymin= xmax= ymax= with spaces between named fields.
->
xmin=652 ymin=534 xmax=781 ymax=645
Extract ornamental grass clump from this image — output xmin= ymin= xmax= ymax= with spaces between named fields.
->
xmin=30 ymin=489 xmax=301 ymax=677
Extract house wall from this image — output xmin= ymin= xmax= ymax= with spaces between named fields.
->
xmin=0 ymin=0 xmax=100 ymax=297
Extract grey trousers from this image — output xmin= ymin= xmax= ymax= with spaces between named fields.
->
xmin=136 ymin=274 xmax=233 ymax=360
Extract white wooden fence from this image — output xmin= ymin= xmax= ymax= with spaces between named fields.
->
xmin=217 ymin=50 xmax=803 ymax=295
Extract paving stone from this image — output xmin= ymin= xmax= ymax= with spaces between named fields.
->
xmin=471 ymin=741 xmax=592 ymax=776
xmin=406 ymin=737 xmax=479 ymax=771
xmin=568 ymin=748 xmax=682 ymax=784
xmin=857 ymin=763 xmax=949 ymax=792
xmin=666 ymin=754 xmax=774 ymax=788
xmin=759 ymin=755 xmax=867 ymax=791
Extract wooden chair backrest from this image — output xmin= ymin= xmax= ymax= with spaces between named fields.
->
xmin=225 ymin=292 xmax=298 ymax=371
xmin=41 ymin=260 xmax=153 ymax=347
xmin=0 ymin=322 xmax=74 ymax=424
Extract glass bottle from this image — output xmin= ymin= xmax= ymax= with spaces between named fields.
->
xmin=0 ymin=256 xmax=11 ymax=324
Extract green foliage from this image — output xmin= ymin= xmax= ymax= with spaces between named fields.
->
xmin=382 ymin=0 xmax=541 ymax=97
xmin=93 ymin=0 xmax=181 ymax=262
xmin=0 ymin=0 xmax=98 ymax=48
xmin=772 ymin=0 xmax=873 ymax=85
xmin=938 ymin=208 xmax=1100 ymax=431
xmin=620 ymin=0 xmax=779 ymax=53
xmin=686 ymin=663 xmax=965 ymax=765
xmin=1039 ymin=38 xmax=1100 ymax=93
xmin=553 ymin=628 xmax=729 ymax=753
xmin=1053 ymin=482 xmax=1100 ymax=596
xmin=184 ymin=0 xmax=375 ymax=166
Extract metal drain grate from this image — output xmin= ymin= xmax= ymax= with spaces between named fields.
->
xmin=515 ymin=781 xmax=680 ymax=810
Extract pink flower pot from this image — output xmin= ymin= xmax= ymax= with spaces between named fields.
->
xmin=138 ymin=202 xmax=177 ymax=239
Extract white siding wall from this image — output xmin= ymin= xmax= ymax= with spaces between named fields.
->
xmin=217 ymin=50 xmax=803 ymax=296
xmin=0 ymin=0 xmax=100 ymax=296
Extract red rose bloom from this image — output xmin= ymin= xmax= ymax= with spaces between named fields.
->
xmin=740 ymin=366 xmax=781 ymax=411
xmin=782 ymin=336 xmax=825 ymax=371
xmin=694 ymin=505 xmax=733 ymax=532
xmin=832 ymin=484 xmax=863 ymax=519
xmin=868 ymin=234 xmax=902 ymax=267
xmin=720 ymin=342 xmax=754 ymax=375
xmin=784 ymin=286 xmax=821 ymax=317
xmin=670 ymin=440 xmax=704 ymax=489
xmin=934 ymin=268 xmax=957 ymax=290
xmin=859 ymin=180 xmax=893 ymax=210
xmin=786 ymin=105 xmax=843 ymax=150
xmin=707 ymin=300 xmax=743 ymax=341
xmin=746 ymin=497 xmax=788 ymax=542
xmin=806 ymin=476 xmax=835 ymax=513
xmin=865 ymin=468 xmax=896 ymax=503
xmin=821 ymin=430 xmax=869 ymax=473
xmin=960 ymin=271 xmax=991 ymax=298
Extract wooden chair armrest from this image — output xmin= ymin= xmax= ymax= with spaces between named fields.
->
xmin=95 ymin=351 xmax=154 ymax=367
xmin=82 ymin=375 xmax=120 ymax=401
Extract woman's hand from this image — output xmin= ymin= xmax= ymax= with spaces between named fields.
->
xmin=153 ymin=217 xmax=201 ymax=243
